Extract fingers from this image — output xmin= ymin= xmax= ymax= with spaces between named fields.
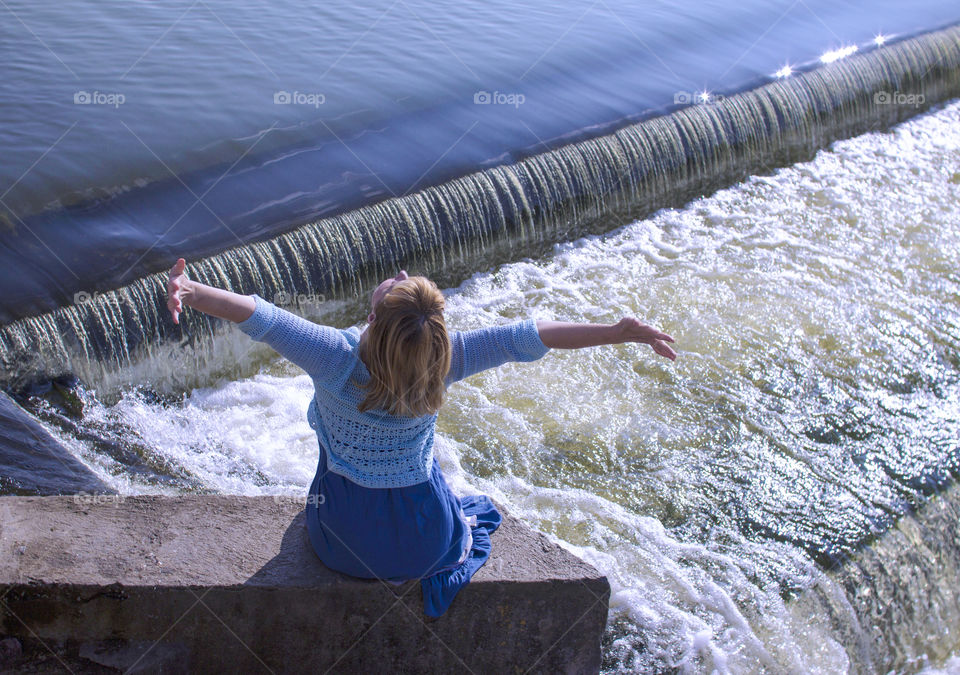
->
xmin=618 ymin=316 xmax=677 ymax=359
xmin=167 ymin=292 xmax=182 ymax=325
xmin=167 ymin=258 xmax=186 ymax=324
xmin=652 ymin=339 xmax=677 ymax=361
xmin=619 ymin=318 xmax=675 ymax=344
xmin=167 ymin=302 xmax=180 ymax=324
xmin=641 ymin=323 xmax=674 ymax=343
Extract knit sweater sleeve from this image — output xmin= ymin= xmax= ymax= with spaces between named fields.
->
xmin=235 ymin=294 xmax=353 ymax=383
xmin=446 ymin=319 xmax=550 ymax=386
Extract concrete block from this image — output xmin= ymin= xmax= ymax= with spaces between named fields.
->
xmin=0 ymin=496 xmax=609 ymax=673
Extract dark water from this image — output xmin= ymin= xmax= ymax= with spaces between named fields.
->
xmin=2 ymin=0 xmax=960 ymax=322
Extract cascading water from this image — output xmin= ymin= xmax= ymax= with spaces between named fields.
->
xmin=15 ymin=97 xmax=960 ymax=673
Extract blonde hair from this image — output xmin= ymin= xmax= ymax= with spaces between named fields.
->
xmin=356 ymin=276 xmax=450 ymax=417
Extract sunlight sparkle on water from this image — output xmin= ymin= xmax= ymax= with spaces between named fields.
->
xmin=820 ymin=45 xmax=858 ymax=63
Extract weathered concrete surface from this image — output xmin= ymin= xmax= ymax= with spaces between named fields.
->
xmin=0 ymin=391 xmax=108 ymax=496
xmin=0 ymin=496 xmax=609 ymax=673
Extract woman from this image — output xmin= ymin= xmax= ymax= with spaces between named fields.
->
xmin=166 ymin=258 xmax=676 ymax=616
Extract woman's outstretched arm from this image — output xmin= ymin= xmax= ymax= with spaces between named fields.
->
xmin=166 ymin=258 xmax=254 ymax=324
xmin=536 ymin=318 xmax=677 ymax=360
xmin=166 ymin=258 xmax=353 ymax=382
xmin=447 ymin=316 xmax=677 ymax=387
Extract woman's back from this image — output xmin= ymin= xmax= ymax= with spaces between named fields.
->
xmin=236 ymin=295 xmax=550 ymax=488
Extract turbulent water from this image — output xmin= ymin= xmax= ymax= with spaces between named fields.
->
xmin=22 ymin=99 xmax=960 ymax=672
xmin=5 ymin=2 xmax=960 ymax=671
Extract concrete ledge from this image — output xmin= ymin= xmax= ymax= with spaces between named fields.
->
xmin=0 ymin=496 xmax=609 ymax=673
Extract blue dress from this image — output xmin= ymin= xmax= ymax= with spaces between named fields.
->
xmin=306 ymin=441 xmax=502 ymax=617
xmin=236 ymin=295 xmax=550 ymax=616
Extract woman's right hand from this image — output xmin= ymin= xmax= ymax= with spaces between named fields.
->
xmin=167 ymin=258 xmax=188 ymax=324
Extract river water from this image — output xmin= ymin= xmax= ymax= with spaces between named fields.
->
xmin=23 ymin=99 xmax=959 ymax=672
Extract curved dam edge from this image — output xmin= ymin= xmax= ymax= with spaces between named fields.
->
xmin=793 ymin=480 xmax=960 ymax=672
xmin=0 ymin=495 xmax=610 ymax=673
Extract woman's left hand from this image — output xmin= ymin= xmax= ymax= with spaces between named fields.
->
xmin=614 ymin=317 xmax=677 ymax=361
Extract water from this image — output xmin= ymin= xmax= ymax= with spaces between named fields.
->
xmin=4 ymin=3 xmax=960 ymax=671
xmin=18 ymin=99 xmax=960 ymax=672
xmin=3 ymin=1 xmax=960 ymax=322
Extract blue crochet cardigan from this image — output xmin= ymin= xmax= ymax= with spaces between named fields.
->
xmin=237 ymin=294 xmax=550 ymax=487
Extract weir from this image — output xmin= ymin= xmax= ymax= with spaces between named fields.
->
xmin=792 ymin=481 xmax=960 ymax=672
xmin=2 ymin=16 xmax=960 ymax=672
xmin=1 ymin=24 xmax=959 ymax=392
